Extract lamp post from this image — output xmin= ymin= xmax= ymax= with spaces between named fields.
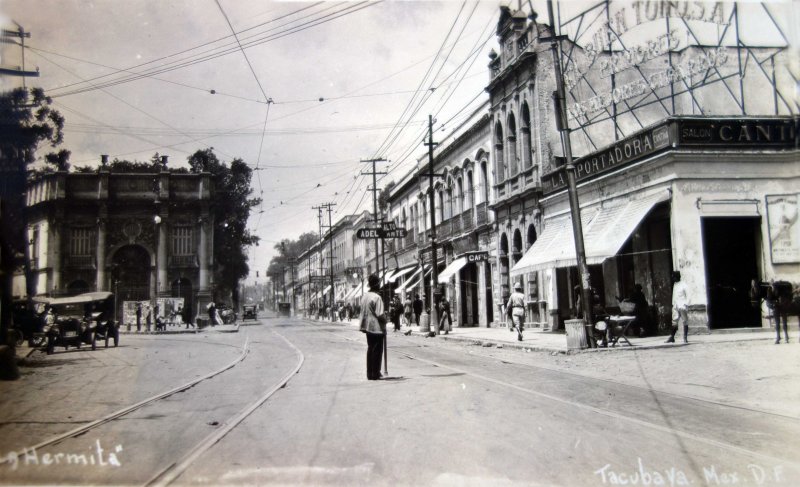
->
xmin=153 ymin=214 xmax=162 ymax=331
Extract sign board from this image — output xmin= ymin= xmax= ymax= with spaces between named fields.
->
xmin=357 ymin=226 xmax=408 ymax=239
xmin=357 ymin=228 xmax=382 ymax=239
xmin=462 ymin=251 xmax=489 ymax=263
xmin=766 ymin=194 xmax=799 ymax=264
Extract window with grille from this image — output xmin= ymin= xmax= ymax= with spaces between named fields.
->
xmin=70 ymin=228 xmax=93 ymax=256
xmin=172 ymin=226 xmax=194 ymax=255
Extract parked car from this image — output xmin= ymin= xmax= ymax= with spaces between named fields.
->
xmin=11 ymin=300 xmax=45 ymax=347
xmin=242 ymin=304 xmax=257 ymax=321
xmin=34 ymin=292 xmax=119 ymax=355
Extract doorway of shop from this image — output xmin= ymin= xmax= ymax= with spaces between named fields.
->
xmin=702 ymin=217 xmax=761 ymax=328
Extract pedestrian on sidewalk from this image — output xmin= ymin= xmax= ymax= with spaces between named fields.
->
xmin=768 ymin=280 xmax=793 ymax=344
xmin=666 ymin=271 xmax=689 ymax=343
xmin=359 ymin=274 xmax=387 ymax=381
xmin=438 ymin=293 xmax=452 ymax=334
xmin=135 ymin=302 xmax=142 ymax=332
xmin=413 ymin=294 xmax=423 ymax=325
xmin=403 ymin=296 xmax=413 ymax=327
xmin=506 ymin=282 xmax=525 ymax=341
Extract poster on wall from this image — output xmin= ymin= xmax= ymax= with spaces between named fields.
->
xmin=122 ymin=301 xmax=150 ymax=329
xmin=766 ymin=194 xmax=799 ymax=264
xmin=156 ymin=297 xmax=185 ymax=322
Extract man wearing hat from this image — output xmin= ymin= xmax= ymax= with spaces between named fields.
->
xmin=506 ymin=281 xmax=526 ymax=341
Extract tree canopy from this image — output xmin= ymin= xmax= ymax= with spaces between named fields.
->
xmin=188 ymin=149 xmax=261 ymax=306
xmin=266 ymin=232 xmax=319 ymax=283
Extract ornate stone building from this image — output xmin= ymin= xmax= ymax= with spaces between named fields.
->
xmin=22 ymin=164 xmax=215 ymax=323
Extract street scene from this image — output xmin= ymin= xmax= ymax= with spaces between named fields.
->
xmin=0 ymin=0 xmax=798 ymax=486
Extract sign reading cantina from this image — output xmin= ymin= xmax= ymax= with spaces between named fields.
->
xmin=542 ymin=117 xmax=798 ymax=196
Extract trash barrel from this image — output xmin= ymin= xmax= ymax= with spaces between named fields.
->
xmin=565 ymin=319 xmax=589 ymax=350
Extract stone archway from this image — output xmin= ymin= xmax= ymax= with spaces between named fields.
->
xmin=111 ymin=245 xmax=151 ymax=321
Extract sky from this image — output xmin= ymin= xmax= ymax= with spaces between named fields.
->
xmin=0 ymin=0 xmax=506 ymax=281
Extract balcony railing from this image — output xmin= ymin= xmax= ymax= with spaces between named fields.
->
xmin=169 ymin=254 xmax=198 ymax=267
xmin=462 ymin=208 xmax=474 ymax=231
xmin=66 ymin=254 xmax=95 ymax=268
xmin=476 ymin=203 xmax=488 ymax=226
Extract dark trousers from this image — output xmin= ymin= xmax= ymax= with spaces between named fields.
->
xmin=775 ymin=311 xmax=789 ymax=342
xmin=366 ymin=332 xmax=384 ymax=380
xmin=414 ymin=312 xmax=420 ymax=325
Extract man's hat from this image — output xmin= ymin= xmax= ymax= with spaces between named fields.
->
xmin=514 ymin=282 xmax=522 ymax=290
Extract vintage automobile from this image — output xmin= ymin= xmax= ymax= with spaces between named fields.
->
xmin=242 ymin=304 xmax=258 ymax=321
xmin=34 ymin=292 xmax=119 ymax=355
xmin=10 ymin=301 xmax=45 ymax=347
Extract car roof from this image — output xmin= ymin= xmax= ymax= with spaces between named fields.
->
xmin=37 ymin=292 xmax=114 ymax=306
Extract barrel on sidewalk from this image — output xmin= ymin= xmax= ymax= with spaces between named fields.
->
xmin=565 ymin=319 xmax=589 ymax=350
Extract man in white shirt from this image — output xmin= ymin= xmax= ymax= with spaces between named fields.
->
xmin=359 ymin=274 xmax=386 ymax=380
xmin=666 ymin=271 xmax=690 ymax=343
xmin=506 ymin=282 xmax=526 ymax=341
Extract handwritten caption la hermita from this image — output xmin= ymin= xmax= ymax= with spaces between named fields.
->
xmin=595 ymin=458 xmax=787 ymax=486
xmin=3 ymin=440 xmax=123 ymax=470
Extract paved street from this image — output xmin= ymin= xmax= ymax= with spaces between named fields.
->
xmin=1 ymin=316 xmax=798 ymax=486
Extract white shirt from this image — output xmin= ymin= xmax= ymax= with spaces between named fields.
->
xmin=672 ymin=280 xmax=689 ymax=310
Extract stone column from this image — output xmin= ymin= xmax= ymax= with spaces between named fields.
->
xmin=198 ymin=216 xmax=209 ymax=291
xmin=477 ymin=260 xmax=488 ymax=327
xmin=454 ymin=269 xmax=462 ymax=327
xmin=96 ymin=216 xmax=107 ymax=291
xmin=50 ymin=216 xmax=62 ymax=294
xmin=157 ymin=217 xmax=167 ymax=296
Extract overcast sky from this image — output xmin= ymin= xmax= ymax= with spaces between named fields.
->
xmin=1 ymin=0 xmax=507 ymax=280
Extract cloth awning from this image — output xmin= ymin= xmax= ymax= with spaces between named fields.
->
xmin=511 ymin=191 xmax=669 ymax=276
xmin=388 ymin=265 xmax=415 ymax=282
xmin=437 ymin=257 xmax=467 ymax=284
xmin=394 ymin=266 xmax=424 ymax=294
xmin=322 ymin=285 xmax=332 ymax=295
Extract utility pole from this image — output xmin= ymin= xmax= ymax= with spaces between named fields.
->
xmin=315 ymin=206 xmax=324 ymax=312
xmin=544 ymin=0 xmax=594 ymax=342
xmin=313 ymin=203 xmax=337 ymax=319
xmin=423 ymin=115 xmax=441 ymax=335
xmin=360 ymin=158 xmax=388 ymax=296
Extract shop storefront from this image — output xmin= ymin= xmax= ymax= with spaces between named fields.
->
xmin=513 ymin=116 xmax=798 ymax=333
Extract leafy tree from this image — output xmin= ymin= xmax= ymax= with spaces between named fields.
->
xmin=0 ymin=87 xmax=68 ymax=341
xmin=188 ymin=149 xmax=261 ymax=308
xmin=378 ymin=180 xmax=396 ymax=213
xmin=266 ymin=232 xmax=319 ymax=286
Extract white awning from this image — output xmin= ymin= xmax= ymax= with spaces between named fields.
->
xmin=511 ymin=191 xmax=669 ymax=275
xmin=388 ymin=265 xmax=415 ymax=282
xmin=322 ymin=285 xmax=332 ymax=295
xmin=394 ymin=266 xmax=424 ymax=293
xmin=437 ymin=257 xmax=467 ymax=284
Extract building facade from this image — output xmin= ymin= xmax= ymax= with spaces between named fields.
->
xmin=22 ymin=165 xmax=215 ymax=324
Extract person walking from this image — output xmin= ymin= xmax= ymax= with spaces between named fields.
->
xmin=506 ymin=281 xmax=526 ymax=341
xmin=403 ymin=296 xmax=413 ymax=327
xmin=413 ymin=294 xmax=423 ymax=325
xmin=359 ymin=274 xmax=386 ymax=381
xmin=769 ymin=280 xmax=793 ymax=344
xmin=135 ymin=302 xmax=142 ymax=332
xmin=438 ymin=293 xmax=452 ymax=334
xmin=391 ymin=296 xmax=402 ymax=332
xmin=666 ymin=271 xmax=690 ymax=343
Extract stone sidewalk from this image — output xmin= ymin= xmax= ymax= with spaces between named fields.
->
xmin=302 ymin=315 xmax=777 ymax=354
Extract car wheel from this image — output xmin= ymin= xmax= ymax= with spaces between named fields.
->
xmin=31 ymin=336 xmax=45 ymax=348
xmin=91 ymin=332 xmax=97 ymax=351
xmin=46 ymin=337 xmax=55 ymax=355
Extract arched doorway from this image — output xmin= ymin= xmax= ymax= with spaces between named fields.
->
xmin=111 ymin=245 xmax=151 ymax=325
xmin=512 ymin=229 xmax=523 ymax=265
xmin=500 ymin=233 xmax=510 ymax=302
xmin=171 ymin=278 xmax=193 ymax=325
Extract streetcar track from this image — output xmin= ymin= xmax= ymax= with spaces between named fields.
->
xmin=147 ymin=329 xmax=305 ymax=486
xmin=1 ymin=336 xmax=252 ymax=465
xmin=313 ymin=323 xmax=800 ymax=469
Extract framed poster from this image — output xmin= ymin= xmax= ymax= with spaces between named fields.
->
xmin=766 ymin=194 xmax=799 ymax=264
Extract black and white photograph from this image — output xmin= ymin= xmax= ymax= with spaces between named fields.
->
xmin=0 ymin=0 xmax=798 ymax=485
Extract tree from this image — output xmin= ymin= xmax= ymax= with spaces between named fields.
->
xmin=188 ymin=149 xmax=261 ymax=308
xmin=266 ymin=232 xmax=319 ymax=287
xmin=378 ymin=180 xmax=396 ymax=214
xmin=0 ymin=87 xmax=68 ymax=342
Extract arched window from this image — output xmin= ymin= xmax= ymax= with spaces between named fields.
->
xmin=507 ymin=112 xmax=518 ymax=176
xmin=438 ymin=190 xmax=445 ymax=224
xmin=494 ymin=122 xmax=505 ymax=182
xmin=457 ymin=177 xmax=464 ymax=215
xmin=445 ymin=182 xmax=453 ymax=220
xmin=481 ymin=161 xmax=490 ymax=204
xmin=521 ymin=102 xmax=533 ymax=171
xmin=526 ymin=224 xmax=537 ymax=250
xmin=512 ymin=229 xmax=523 ymax=265
xmin=499 ymin=233 xmax=510 ymax=301
xmin=466 ymin=171 xmax=474 ymax=210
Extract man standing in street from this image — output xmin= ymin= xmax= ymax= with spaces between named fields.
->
xmin=413 ymin=294 xmax=423 ymax=325
xmin=506 ymin=281 xmax=526 ymax=341
xmin=359 ymin=274 xmax=386 ymax=381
